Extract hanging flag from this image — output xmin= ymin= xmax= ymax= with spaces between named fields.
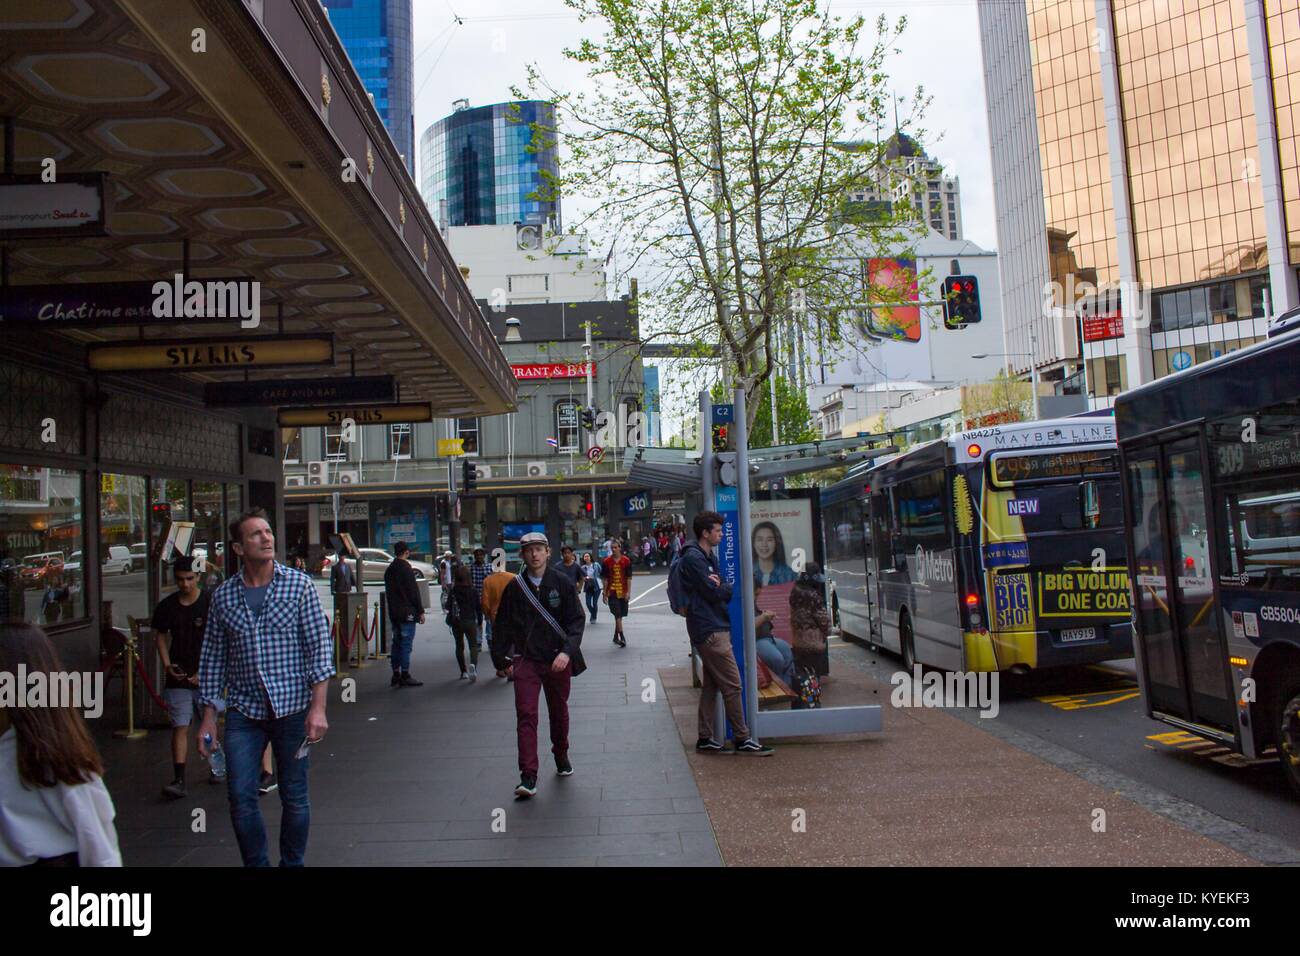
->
xmin=546 ymin=437 xmax=559 ymax=448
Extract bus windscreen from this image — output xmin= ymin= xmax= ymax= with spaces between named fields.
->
xmin=990 ymin=449 xmax=1118 ymax=486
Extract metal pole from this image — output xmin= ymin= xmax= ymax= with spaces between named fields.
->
xmin=584 ymin=321 xmax=598 ymax=540
xmin=769 ymin=372 xmax=780 ymax=446
xmin=448 ymin=455 xmax=460 ymax=561
xmin=1029 ymin=325 xmax=1041 ymax=421
xmin=733 ymin=386 xmax=758 ymax=736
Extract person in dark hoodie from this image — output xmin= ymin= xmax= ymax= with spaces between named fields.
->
xmin=489 ymin=532 xmax=586 ymax=800
xmin=383 ymin=541 xmax=424 ymax=688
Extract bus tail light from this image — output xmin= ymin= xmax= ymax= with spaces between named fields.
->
xmin=965 ymin=593 xmax=979 ymax=606
xmin=1229 ymin=656 xmax=1248 ymax=667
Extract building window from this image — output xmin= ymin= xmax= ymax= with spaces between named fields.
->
xmin=456 ymin=418 xmax=479 ymax=455
xmin=324 ymin=425 xmax=348 ymax=461
xmin=282 ymin=428 xmax=302 ymax=464
xmin=555 ymin=401 xmax=579 ymax=452
xmin=2 ymin=465 xmax=85 ymax=625
xmin=390 ymin=423 xmax=412 ymax=460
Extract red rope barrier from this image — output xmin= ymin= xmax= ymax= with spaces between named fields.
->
xmin=132 ymin=652 xmax=169 ymax=711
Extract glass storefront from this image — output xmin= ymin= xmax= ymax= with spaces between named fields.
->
xmin=557 ymin=492 xmax=596 ymax=553
xmin=98 ymin=473 xmax=148 ymax=630
xmin=0 ymin=465 xmax=84 ymax=626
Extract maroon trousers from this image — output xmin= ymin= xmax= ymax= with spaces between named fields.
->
xmin=512 ymin=655 xmax=572 ymax=776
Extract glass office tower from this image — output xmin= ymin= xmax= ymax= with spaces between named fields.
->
xmin=322 ymin=0 xmax=415 ymax=174
xmin=420 ymin=100 xmax=560 ymax=228
xmin=980 ymin=0 xmax=1300 ymax=407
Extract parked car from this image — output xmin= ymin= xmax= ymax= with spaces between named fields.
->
xmin=20 ymin=552 xmax=65 ymax=588
xmin=341 ymin=548 xmax=437 ymax=584
xmin=129 ymin=542 xmax=148 ymax=572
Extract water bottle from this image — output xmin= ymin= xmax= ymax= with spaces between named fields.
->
xmin=205 ymin=733 xmax=227 ymax=778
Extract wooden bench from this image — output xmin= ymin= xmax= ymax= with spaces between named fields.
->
xmin=758 ymin=673 xmax=798 ymax=705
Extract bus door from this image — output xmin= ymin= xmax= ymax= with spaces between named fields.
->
xmin=1126 ymin=438 xmax=1236 ymax=733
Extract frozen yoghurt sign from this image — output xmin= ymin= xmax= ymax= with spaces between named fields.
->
xmin=511 ymin=362 xmax=595 ymax=380
xmin=0 ymin=173 xmax=108 ymax=239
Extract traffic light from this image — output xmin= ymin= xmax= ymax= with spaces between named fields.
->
xmin=580 ymin=406 xmax=597 ymax=430
xmin=942 ymin=275 xmax=981 ymax=328
xmin=151 ymin=501 xmax=172 ymax=522
xmin=461 ymin=457 xmax=477 ymax=493
xmin=583 ymin=496 xmax=593 ymax=514
xmin=711 ymin=423 xmax=730 ymax=453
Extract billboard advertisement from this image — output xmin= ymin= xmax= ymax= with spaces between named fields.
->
xmin=866 ymin=257 xmax=921 ymax=342
xmin=749 ymin=496 xmax=829 ymax=679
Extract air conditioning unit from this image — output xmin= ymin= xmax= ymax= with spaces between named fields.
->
xmin=516 ymin=224 xmax=543 ymax=250
xmin=308 ymin=474 xmax=324 ymax=486
xmin=286 ymin=476 xmax=306 ymax=487
xmin=307 ymin=461 xmax=327 ymax=480
xmin=337 ymin=469 xmax=360 ymax=485
xmin=474 ymin=464 xmax=492 ymax=480
xmin=526 ymin=461 xmax=547 ymax=478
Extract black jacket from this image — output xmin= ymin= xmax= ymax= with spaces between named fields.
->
xmin=679 ymin=543 xmax=733 ymax=645
xmin=383 ymin=558 xmax=422 ymax=625
xmin=330 ymin=559 xmax=354 ymax=594
xmin=489 ymin=567 xmax=586 ymax=673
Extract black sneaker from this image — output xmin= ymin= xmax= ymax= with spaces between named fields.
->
xmin=514 ymin=774 xmax=538 ymax=799
xmin=162 ymin=779 xmax=186 ymax=800
xmin=258 ymin=771 xmax=278 ymax=795
xmin=391 ymin=672 xmax=402 ymax=687
xmin=555 ymin=755 xmax=574 ymax=776
xmin=399 ymin=671 xmax=424 ymax=687
xmin=695 ymin=737 xmax=725 ymax=753
xmin=734 ymin=738 xmax=774 ymax=756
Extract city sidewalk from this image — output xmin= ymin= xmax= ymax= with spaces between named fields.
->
xmin=91 ymin=573 xmax=722 ymax=866
xmin=659 ymin=647 xmax=1257 ymax=866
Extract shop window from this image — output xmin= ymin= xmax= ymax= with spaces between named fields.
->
xmin=282 ymin=428 xmax=302 ymax=464
xmin=1 ymin=465 xmax=86 ymax=626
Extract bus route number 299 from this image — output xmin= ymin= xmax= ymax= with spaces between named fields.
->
xmin=994 ymin=573 xmax=1032 ymax=630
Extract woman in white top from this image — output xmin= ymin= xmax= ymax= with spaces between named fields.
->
xmin=0 ymin=623 xmax=121 ymax=867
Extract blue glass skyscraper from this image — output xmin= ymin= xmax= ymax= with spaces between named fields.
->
xmin=420 ymin=100 xmax=560 ymax=228
xmin=322 ymin=0 xmax=414 ymax=174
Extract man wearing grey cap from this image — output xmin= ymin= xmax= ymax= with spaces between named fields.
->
xmin=489 ymin=532 xmax=586 ymax=799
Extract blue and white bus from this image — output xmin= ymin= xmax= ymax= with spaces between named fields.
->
xmin=1116 ymin=327 xmax=1300 ymax=797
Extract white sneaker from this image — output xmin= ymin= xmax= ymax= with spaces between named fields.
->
xmin=468 ymin=663 xmax=478 ymax=684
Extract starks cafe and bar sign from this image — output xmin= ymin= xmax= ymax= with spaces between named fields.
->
xmin=510 ymin=362 xmax=596 ymax=380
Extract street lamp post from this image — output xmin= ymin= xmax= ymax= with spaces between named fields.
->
xmin=973 ymin=330 xmax=1041 ymax=421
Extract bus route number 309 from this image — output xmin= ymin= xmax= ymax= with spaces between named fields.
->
xmin=994 ymin=573 xmax=1032 ymax=630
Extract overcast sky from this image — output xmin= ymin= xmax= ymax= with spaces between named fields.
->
xmin=409 ymin=0 xmax=997 ymax=431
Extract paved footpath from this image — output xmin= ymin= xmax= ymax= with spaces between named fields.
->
xmin=94 ymin=572 xmax=723 ymax=866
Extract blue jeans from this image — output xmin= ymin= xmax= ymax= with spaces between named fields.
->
xmin=224 ymin=707 xmax=310 ymax=867
xmin=391 ymin=620 xmax=416 ymax=672
xmin=584 ymin=587 xmax=599 ymax=621
xmin=756 ymin=636 xmax=795 ymax=687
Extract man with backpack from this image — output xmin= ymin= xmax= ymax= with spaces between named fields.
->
xmin=672 ymin=511 xmax=773 ymax=756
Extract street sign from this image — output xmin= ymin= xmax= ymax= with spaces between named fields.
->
xmin=712 ymin=403 xmax=735 ymax=424
xmin=437 ymin=438 xmax=465 ymax=457
xmin=204 ymin=376 xmax=395 ymax=407
xmin=587 ymin=445 xmax=605 ymax=463
xmin=88 ymin=335 xmax=333 ymax=372
xmin=277 ymin=403 xmax=432 ymax=426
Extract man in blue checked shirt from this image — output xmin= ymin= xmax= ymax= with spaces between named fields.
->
xmin=197 ymin=507 xmax=335 ymax=867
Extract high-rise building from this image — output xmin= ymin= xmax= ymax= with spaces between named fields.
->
xmin=420 ymin=99 xmax=560 ymax=229
xmin=846 ymin=134 xmax=964 ymax=240
xmin=979 ymin=0 xmax=1300 ymax=408
xmin=321 ymin=0 xmax=415 ymax=173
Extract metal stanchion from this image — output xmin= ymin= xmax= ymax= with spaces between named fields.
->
xmin=378 ymin=593 xmax=390 ymax=657
xmin=351 ymin=605 xmax=366 ymax=669
xmin=113 ymin=635 xmax=148 ymax=740
xmin=366 ymin=602 xmax=381 ymax=660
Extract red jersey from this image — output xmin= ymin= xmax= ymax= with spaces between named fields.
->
xmin=602 ymin=555 xmax=632 ymax=598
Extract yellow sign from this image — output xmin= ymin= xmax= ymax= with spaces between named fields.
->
xmin=278 ymin=403 xmax=433 ymax=427
xmin=87 ymin=335 xmax=333 ymax=372
xmin=437 ymin=438 xmax=465 ymax=457
xmin=100 ymin=474 xmax=117 ymax=494
xmin=1037 ymin=569 xmax=1130 ymax=618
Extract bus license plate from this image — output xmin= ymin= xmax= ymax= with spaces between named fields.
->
xmin=1060 ymin=627 xmax=1097 ymax=643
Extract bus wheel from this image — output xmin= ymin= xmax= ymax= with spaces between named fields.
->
xmin=900 ymin=613 xmax=917 ymax=672
xmin=1279 ymin=682 xmax=1300 ymax=799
